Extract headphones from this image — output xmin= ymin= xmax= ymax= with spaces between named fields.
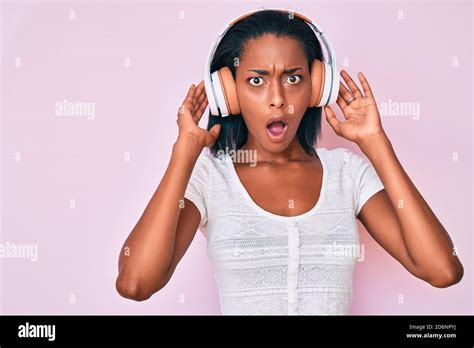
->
xmin=204 ymin=7 xmax=340 ymax=117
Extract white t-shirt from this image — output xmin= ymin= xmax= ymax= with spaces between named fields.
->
xmin=184 ymin=146 xmax=384 ymax=315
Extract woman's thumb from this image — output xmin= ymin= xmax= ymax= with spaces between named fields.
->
xmin=206 ymin=124 xmax=221 ymax=146
xmin=324 ymin=106 xmax=341 ymax=135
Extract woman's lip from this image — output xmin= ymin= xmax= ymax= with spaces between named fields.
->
xmin=266 ymin=118 xmax=287 ymax=127
xmin=265 ymin=123 xmax=288 ymax=143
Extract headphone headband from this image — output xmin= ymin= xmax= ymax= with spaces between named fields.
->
xmin=204 ymin=8 xmax=338 ymax=116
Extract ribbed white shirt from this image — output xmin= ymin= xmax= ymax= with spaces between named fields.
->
xmin=184 ymin=147 xmax=384 ymax=315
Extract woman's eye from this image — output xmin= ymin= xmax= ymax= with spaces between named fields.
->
xmin=248 ymin=77 xmax=263 ymax=86
xmin=286 ymin=75 xmax=302 ymax=84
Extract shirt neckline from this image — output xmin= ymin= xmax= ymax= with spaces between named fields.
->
xmin=226 ymin=147 xmax=327 ymax=222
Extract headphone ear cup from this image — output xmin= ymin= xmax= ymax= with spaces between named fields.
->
xmin=327 ymin=65 xmax=340 ymax=105
xmin=319 ymin=62 xmax=334 ymax=106
xmin=211 ymin=70 xmax=228 ymax=116
xmin=309 ymin=59 xmax=325 ymax=107
xmin=205 ymin=72 xmax=220 ymax=116
xmin=218 ymin=66 xmax=241 ymax=115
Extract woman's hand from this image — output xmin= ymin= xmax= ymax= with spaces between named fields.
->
xmin=324 ymin=70 xmax=386 ymax=146
xmin=176 ymin=80 xmax=221 ymax=148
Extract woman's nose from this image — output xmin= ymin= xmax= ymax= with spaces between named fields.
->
xmin=270 ymin=101 xmax=285 ymax=108
xmin=269 ymin=84 xmax=286 ymax=109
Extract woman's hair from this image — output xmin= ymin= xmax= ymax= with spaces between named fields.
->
xmin=206 ymin=9 xmax=324 ymax=157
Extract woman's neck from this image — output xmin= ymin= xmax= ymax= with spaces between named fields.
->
xmin=239 ymin=136 xmax=315 ymax=165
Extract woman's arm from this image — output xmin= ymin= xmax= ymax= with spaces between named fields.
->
xmin=325 ymin=70 xmax=463 ymax=287
xmin=357 ymin=133 xmax=463 ymax=288
xmin=115 ymin=137 xmax=201 ymax=301
xmin=116 ymin=81 xmax=220 ymax=301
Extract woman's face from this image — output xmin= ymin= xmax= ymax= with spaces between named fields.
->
xmin=235 ymin=34 xmax=312 ymax=154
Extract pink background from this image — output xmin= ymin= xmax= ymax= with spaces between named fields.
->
xmin=1 ymin=0 xmax=472 ymax=314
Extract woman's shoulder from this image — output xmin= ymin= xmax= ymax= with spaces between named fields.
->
xmin=316 ymin=146 xmax=370 ymax=174
xmin=317 ymin=146 xmax=365 ymax=160
xmin=316 ymin=146 xmax=351 ymax=161
xmin=193 ymin=148 xmax=230 ymax=174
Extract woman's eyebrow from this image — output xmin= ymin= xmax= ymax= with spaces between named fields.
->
xmin=247 ymin=67 xmax=303 ymax=75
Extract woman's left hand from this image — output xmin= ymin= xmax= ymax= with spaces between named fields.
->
xmin=324 ymin=70 xmax=386 ymax=145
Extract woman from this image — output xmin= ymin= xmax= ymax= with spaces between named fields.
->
xmin=116 ymin=9 xmax=463 ymax=315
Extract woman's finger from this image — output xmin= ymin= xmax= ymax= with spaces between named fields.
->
xmin=192 ymin=81 xmax=205 ymax=109
xmin=196 ymin=80 xmax=205 ymax=93
xmin=340 ymin=70 xmax=364 ymax=99
xmin=192 ymin=97 xmax=199 ymax=113
xmin=195 ymin=97 xmax=209 ymax=123
xmin=336 ymin=94 xmax=351 ymax=120
xmin=192 ymin=89 xmax=201 ymax=111
xmin=324 ymin=105 xmax=342 ymax=135
xmin=358 ymin=72 xmax=375 ymax=100
xmin=193 ymin=80 xmax=204 ymax=98
xmin=177 ymin=104 xmax=193 ymax=126
xmin=336 ymin=93 xmax=348 ymax=110
xmin=195 ymin=91 xmax=206 ymax=108
xmin=183 ymin=84 xmax=196 ymax=105
xmin=338 ymin=83 xmax=354 ymax=104
xmin=182 ymin=96 xmax=196 ymax=116
xmin=180 ymin=101 xmax=195 ymax=120
xmin=191 ymin=93 xmax=208 ymax=123
xmin=198 ymin=95 xmax=207 ymax=113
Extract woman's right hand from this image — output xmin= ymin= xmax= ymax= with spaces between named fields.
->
xmin=176 ymin=80 xmax=221 ymax=148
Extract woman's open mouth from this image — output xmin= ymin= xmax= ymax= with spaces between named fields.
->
xmin=265 ymin=120 xmax=288 ymax=143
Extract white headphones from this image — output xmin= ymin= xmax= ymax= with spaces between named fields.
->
xmin=204 ymin=7 xmax=340 ymax=117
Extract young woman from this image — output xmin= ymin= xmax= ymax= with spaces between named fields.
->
xmin=116 ymin=9 xmax=463 ymax=315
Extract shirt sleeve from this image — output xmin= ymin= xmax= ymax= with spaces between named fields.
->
xmin=183 ymin=153 xmax=209 ymax=229
xmin=345 ymin=149 xmax=385 ymax=217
